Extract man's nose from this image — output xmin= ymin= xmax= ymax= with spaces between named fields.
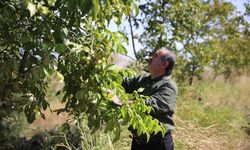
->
xmin=145 ymin=57 xmax=152 ymax=63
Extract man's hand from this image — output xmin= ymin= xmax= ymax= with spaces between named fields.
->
xmin=128 ymin=100 xmax=134 ymax=104
xmin=113 ymin=96 xmax=122 ymax=106
xmin=106 ymin=89 xmax=122 ymax=106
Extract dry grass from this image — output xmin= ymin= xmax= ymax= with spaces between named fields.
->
xmin=199 ymin=73 xmax=250 ymax=114
xmin=174 ymin=73 xmax=250 ymax=150
xmin=174 ymin=115 xmax=249 ymax=150
xmin=174 ymin=115 xmax=220 ymax=150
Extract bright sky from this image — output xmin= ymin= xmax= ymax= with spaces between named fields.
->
xmin=229 ymin=0 xmax=249 ymax=13
xmin=109 ymin=0 xmax=249 ymax=59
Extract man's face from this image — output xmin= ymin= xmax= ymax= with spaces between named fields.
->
xmin=147 ymin=49 xmax=168 ymax=74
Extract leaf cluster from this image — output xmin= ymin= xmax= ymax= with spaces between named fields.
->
xmin=0 ymin=0 xmax=167 ymax=142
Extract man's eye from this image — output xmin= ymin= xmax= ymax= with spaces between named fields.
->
xmin=153 ymin=53 xmax=159 ymax=57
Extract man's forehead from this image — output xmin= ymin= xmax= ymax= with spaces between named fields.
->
xmin=156 ymin=49 xmax=169 ymax=56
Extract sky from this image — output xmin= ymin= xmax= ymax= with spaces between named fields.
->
xmin=230 ymin=0 xmax=249 ymax=13
xmin=109 ymin=0 xmax=249 ymax=59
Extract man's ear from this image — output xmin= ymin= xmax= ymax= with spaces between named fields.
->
xmin=161 ymin=61 xmax=169 ymax=69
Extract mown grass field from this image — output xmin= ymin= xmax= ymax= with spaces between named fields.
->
xmin=1 ymin=73 xmax=249 ymax=149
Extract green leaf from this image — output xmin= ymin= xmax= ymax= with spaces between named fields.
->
xmin=20 ymin=36 xmax=31 ymax=43
xmin=68 ymin=0 xmax=77 ymax=12
xmin=133 ymin=3 xmax=139 ymax=16
xmin=48 ymin=0 xmax=56 ymax=6
xmin=118 ymin=31 xmax=129 ymax=44
xmin=112 ymin=125 xmax=121 ymax=143
xmin=137 ymin=87 xmax=145 ymax=93
xmin=42 ymin=100 xmax=48 ymax=110
xmin=55 ymin=0 xmax=62 ymax=8
xmin=107 ymin=0 xmax=111 ymax=15
xmin=43 ymin=68 xmax=50 ymax=77
xmin=124 ymin=5 xmax=132 ymax=16
xmin=122 ymin=110 xmax=130 ymax=125
xmin=120 ymin=107 xmax=126 ymax=118
xmin=93 ymin=0 xmax=100 ymax=18
xmin=27 ymin=112 xmax=36 ymax=123
xmin=23 ymin=41 xmax=36 ymax=50
xmin=94 ymin=74 xmax=101 ymax=83
xmin=27 ymin=2 xmax=36 ymax=17
xmin=106 ymin=64 xmax=119 ymax=74
xmin=56 ymin=71 xmax=64 ymax=81
xmin=80 ymin=0 xmax=93 ymax=15
xmin=116 ymin=74 xmax=123 ymax=84
xmin=137 ymin=128 xmax=142 ymax=136
xmin=40 ymin=5 xmax=50 ymax=15
xmin=145 ymin=132 xmax=150 ymax=142
xmin=106 ymin=119 xmax=114 ymax=131
xmin=76 ymin=90 xmax=84 ymax=100
xmin=55 ymin=44 xmax=67 ymax=53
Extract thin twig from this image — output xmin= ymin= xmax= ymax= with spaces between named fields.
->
xmin=129 ymin=14 xmax=137 ymax=59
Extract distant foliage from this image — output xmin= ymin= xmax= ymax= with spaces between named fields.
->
xmin=131 ymin=0 xmax=250 ymax=84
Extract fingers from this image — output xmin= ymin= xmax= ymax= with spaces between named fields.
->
xmin=113 ymin=97 xmax=122 ymax=106
xmin=106 ymin=89 xmax=113 ymax=94
xmin=128 ymin=100 xmax=134 ymax=104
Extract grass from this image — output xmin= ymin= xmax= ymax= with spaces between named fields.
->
xmin=177 ymin=97 xmax=246 ymax=134
xmin=196 ymin=74 xmax=250 ymax=114
xmin=173 ymin=74 xmax=250 ymax=149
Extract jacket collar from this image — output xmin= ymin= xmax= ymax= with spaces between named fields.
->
xmin=150 ymin=74 xmax=170 ymax=82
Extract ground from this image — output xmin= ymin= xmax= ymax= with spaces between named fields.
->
xmin=27 ymin=102 xmax=250 ymax=150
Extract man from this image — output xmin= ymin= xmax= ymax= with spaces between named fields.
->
xmin=112 ymin=47 xmax=178 ymax=150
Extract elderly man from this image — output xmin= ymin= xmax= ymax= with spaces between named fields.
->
xmin=112 ymin=47 xmax=178 ymax=150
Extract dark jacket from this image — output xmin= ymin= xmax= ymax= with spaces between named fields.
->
xmin=122 ymin=73 xmax=178 ymax=135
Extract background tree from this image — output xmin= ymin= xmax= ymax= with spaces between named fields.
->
xmin=207 ymin=3 xmax=250 ymax=79
xmin=132 ymin=0 xmax=250 ymax=84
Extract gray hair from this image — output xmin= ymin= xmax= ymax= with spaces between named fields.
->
xmin=160 ymin=48 xmax=176 ymax=76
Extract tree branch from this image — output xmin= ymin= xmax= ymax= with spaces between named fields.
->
xmin=129 ymin=14 xmax=138 ymax=59
xmin=19 ymin=49 xmax=29 ymax=76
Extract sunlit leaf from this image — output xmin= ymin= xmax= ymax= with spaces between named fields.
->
xmin=27 ymin=2 xmax=36 ymax=17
